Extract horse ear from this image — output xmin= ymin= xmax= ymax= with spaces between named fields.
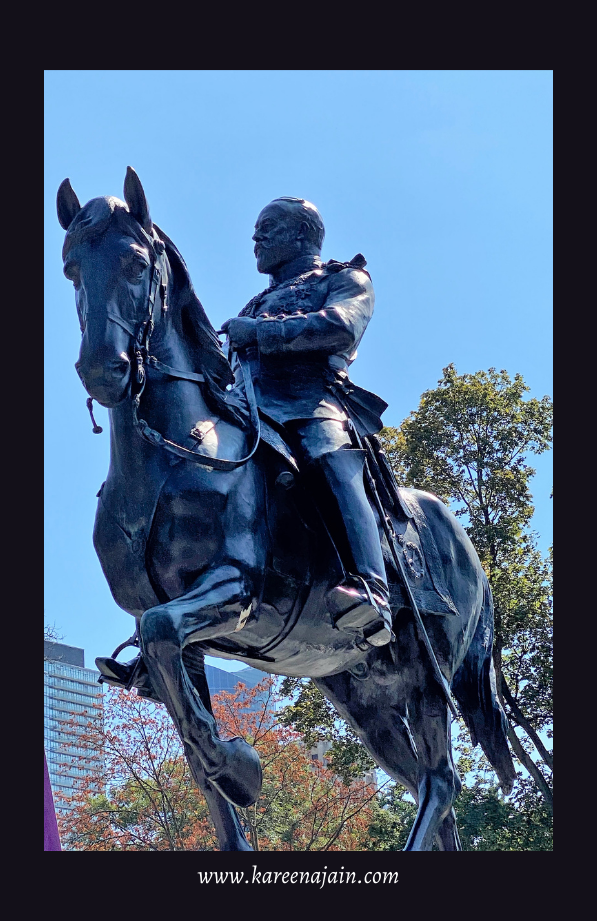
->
xmin=123 ymin=166 xmax=152 ymax=232
xmin=57 ymin=178 xmax=82 ymax=230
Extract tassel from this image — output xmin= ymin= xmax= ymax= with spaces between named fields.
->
xmin=86 ymin=398 xmax=103 ymax=434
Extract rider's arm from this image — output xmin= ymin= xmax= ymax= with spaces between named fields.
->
xmin=255 ymin=268 xmax=374 ymax=359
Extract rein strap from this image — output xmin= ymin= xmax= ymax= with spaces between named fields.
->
xmin=128 ymin=233 xmax=261 ymax=471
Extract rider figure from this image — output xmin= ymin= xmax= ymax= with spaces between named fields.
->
xmin=221 ymin=198 xmax=392 ymax=648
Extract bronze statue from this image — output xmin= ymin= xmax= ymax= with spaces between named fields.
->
xmin=57 ymin=167 xmax=516 ymax=851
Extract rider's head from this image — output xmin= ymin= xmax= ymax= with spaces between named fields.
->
xmin=252 ymin=198 xmax=325 ymax=275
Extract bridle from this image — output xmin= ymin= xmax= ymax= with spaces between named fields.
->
xmin=89 ymin=225 xmax=261 ymax=472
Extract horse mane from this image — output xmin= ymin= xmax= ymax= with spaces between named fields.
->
xmin=151 ymin=223 xmax=234 ymax=394
xmin=152 ymin=223 xmax=249 ymax=427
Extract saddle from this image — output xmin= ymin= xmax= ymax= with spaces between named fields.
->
xmin=258 ymin=422 xmax=459 ymax=619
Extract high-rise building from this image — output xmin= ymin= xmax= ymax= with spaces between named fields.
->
xmin=44 ymin=640 xmax=270 ymax=812
xmin=205 ymin=662 xmax=267 ymax=700
xmin=308 ymin=739 xmax=378 ymax=789
xmin=44 ymin=642 xmax=104 ymax=811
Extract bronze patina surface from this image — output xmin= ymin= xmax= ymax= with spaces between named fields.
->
xmin=57 ymin=168 xmax=515 ymax=851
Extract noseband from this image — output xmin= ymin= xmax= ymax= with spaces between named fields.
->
xmin=94 ymin=225 xmax=261 ymax=472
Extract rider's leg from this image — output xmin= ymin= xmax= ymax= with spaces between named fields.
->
xmin=287 ymin=419 xmax=392 ymax=647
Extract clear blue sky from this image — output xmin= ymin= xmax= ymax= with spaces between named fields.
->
xmin=44 ymin=70 xmax=552 ymax=670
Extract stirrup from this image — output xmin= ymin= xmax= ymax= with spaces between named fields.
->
xmin=96 ymin=654 xmax=143 ymax=690
xmin=95 ymin=653 xmax=163 ymax=703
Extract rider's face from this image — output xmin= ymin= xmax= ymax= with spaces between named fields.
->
xmin=252 ymin=204 xmax=304 ymax=275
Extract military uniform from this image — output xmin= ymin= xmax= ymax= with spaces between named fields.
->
xmin=234 ymin=253 xmax=386 ymax=433
xmin=231 ymin=252 xmax=392 ymax=647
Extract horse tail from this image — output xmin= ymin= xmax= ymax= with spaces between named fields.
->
xmin=452 ymin=575 xmax=516 ymax=795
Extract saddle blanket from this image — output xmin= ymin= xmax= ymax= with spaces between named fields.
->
xmin=386 ymin=488 xmax=459 ymax=617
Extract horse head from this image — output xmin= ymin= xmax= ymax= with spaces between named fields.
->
xmin=57 ymin=167 xmax=234 ymax=410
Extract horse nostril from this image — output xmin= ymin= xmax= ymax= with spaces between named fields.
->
xmin=111 ymin=358 xmax=131 ymax=374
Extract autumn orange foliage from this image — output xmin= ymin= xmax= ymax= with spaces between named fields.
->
xmin=57 ymin=676 xmax=377 ymax=851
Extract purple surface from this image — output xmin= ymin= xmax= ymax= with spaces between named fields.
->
xmin=44 ymin=750 xmax=61 ymax=851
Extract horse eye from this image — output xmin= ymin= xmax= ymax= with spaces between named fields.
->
xmin=123 ymin=255 xmax=149 ymax=282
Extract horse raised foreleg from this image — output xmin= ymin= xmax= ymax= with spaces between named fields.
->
xmin=178 ymin=647 xmax=253 ymax=850
xmin=139 ymin=572 xmax=263 ymax=817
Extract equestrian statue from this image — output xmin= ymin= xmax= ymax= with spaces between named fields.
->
xmin=56 ymin=167 xmax=516 ymax=851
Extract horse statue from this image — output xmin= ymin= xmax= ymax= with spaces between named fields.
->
xmin=56 ymin=168 xmax=516 ymax=851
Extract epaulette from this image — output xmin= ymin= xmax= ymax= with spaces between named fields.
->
xmin=323 ymin=253 xmax=370 ymax=279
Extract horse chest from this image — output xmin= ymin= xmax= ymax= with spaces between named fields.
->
xmin=93 ymin=457 xmax=179 ymax=616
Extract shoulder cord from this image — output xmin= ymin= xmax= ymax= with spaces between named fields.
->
xmin=238 ymin=254 xmax=370 ymax=319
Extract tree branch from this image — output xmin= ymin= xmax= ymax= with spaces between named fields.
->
xmin=501 ymin=675 xmax=553 ymax=771
xmin=506 ymin=723 xmax=553 ymax=811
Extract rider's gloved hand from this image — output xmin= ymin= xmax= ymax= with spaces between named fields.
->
xmin=220 ymin=318 xmax=258 ymax=349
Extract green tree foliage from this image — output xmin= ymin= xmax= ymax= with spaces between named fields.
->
xmin=280 ymin=365 xmax=552 ymax=849
xmin=363 ymin=784 xmax=417 ymax=851
xmin=381 ymin=365 xmax=552 ymax=565
xmin=455 ymin=780 xmax=552 ymax=851
xmin=380 ymin=365 xmax=553 ymax=818
xmin=278 ymin=677 xmax=376 ymax=785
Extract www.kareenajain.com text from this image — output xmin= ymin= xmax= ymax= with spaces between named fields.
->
xmin=197 ymin=867 xmax=399 ymax=887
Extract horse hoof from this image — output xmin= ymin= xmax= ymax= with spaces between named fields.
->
xmin=207 ymin=737 xmax=263 ymax=808
xmin=221 ymin=839 xmax=254 ymax=852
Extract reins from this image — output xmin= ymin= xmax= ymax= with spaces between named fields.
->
xmin=89 ymin=226 xmax=261 ymax=472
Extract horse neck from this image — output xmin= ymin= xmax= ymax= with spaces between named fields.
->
xmin=146 ymin=289 xmax=196 ymax=378
xmin=106 ymin=295 xmax=222 ymax=481
xmin=107 ymin=397 xmax=163 ymax=483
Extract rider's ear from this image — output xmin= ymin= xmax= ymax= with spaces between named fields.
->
xmin=123 ymin=166 xmax=152 ymax=233
xmin=57 ymin=178 xmax=82 ymax=230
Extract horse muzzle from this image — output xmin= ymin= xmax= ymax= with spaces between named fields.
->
xmin=75 ymin=355 xmax=132 ymax=407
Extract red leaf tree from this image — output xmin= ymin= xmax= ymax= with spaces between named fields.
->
xmin=57 ymin=677 xmax=378 ymax=851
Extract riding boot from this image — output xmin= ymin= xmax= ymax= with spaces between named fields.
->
xmin=307 ymin=448 xmax=392 ymax=647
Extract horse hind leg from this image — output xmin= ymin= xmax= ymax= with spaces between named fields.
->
xmin=313 ymin=667 xmax=421 ymax=810
xmin=403 ymin=701 xmax=462 ymax=852
xmin=435 ymin=808 xmax=462 ymax=851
